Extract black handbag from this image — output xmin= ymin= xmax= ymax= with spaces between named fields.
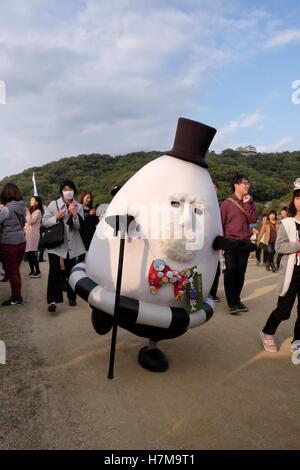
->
xmin=40 ymin=200 xmax=64 ymax=249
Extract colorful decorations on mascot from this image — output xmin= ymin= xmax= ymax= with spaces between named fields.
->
xmin=69 ymin=117 xmax=254 ymax=373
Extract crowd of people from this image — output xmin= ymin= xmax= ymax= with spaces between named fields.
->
xmin=0 ymin=175 xmax=300 ymax=363
xmin=210 ymin=173 xmax=300 ymax=363
xmin=0 ymin=180 xmax=99 ymax=311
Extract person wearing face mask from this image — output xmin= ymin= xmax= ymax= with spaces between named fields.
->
xmin=42 ymin=180 xmax=85 ymax=313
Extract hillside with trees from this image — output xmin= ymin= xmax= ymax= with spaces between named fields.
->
xmin=0 ymin=149 xmax=299 ymax=213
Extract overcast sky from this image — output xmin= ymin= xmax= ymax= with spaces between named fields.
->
xmin=0 ymin=0 xmax=300 ymax=179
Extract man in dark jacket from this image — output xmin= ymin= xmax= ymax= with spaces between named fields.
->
xmin=220 ymin=174 xmax=257 ymax=314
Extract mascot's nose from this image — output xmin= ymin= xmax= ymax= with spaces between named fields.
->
xmin=178 ymin=204 xmax=193 ymax=231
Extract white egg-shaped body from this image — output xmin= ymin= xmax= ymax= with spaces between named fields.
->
xmin=86 ymin=155 xmax=222 ymax=309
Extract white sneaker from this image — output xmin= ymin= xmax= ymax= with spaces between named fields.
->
xmin=260 ymin=331 xmax=278 ymax=353
xmin=48 ymin=302 xmax=56 ymax=313
xmin=29 ymin=273 xmax=41 ymax=278
xmin=291 ymin=341 xmax=300 ymax=365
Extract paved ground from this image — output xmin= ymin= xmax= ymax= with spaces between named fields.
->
xmin=0 ymin=257 xmax=299 ymax=450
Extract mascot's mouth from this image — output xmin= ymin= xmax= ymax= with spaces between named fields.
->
xmin=160 ymin=238 xmax=200 ymax=262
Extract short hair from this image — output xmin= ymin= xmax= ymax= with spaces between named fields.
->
xmin=110 ymin=185 xmax=122 ymax=197
xmin=0 ymin=183 xmax=23 ymax=204
xmin=288 ymin=189 xmax=300 ymax=217
xmin=60 ymin=179 xmax=77 ymax=195
xmin=280 ymin=206 xmax=288 ymax=213
xmin=231 ymin=174 xmax=248 ymax=192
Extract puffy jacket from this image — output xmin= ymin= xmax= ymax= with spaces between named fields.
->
xmin=0 ymin=200 xmax=26 ymax=245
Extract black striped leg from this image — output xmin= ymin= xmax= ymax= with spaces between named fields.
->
xmin=91 ymin=308 xmax=113 ymax=335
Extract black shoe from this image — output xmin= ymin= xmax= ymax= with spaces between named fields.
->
xmin=2 ymin=297 xmax=23 ymax=306
xmin=48 ymin=303 xmax=56 ymax=313
xmin=229 ymin=305 xmax=240 ymax=315
xmin=212 ymin=295 xmax=221 ymax=302
xmin=0 ymin=276 xmax=8 ymax=282
xmin=138 ymin=346 xmax=169 ymax=372
xmin=237 ymin=301 xmax=248 ymax=312
xmin=27 ymin=272 xmax=35 ymax=277
xmin=29 ymin=272 xmax=41 ymax=278
xmin=68 ymin=299 xmax=77 ymax=307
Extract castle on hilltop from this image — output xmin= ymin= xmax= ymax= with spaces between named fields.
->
xmin=235 ymin=145 xmax=260 ymax=156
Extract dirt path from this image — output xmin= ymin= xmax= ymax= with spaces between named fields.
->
xmin=0 ymin=258 xmax=299 ymax=449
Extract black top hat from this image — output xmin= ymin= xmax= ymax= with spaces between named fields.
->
xmin=166 ymin=117 xmax=217 ymax=168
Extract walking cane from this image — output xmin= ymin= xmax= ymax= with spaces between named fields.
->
xmin=105 ymin=214 xmax=135 ymax=380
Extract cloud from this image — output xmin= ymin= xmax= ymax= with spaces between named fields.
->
xmin=265 ymin=29 xmax=300 ymax=48
xmin=258 ymin=137 xmax=294 ymax=153
xmin=0 ymin=0 xmax=288 ymax=178
xmin=212 ymin=112 xmax=264 ymax=151
xmin=220 ymin=112 xmax=264 ymax=136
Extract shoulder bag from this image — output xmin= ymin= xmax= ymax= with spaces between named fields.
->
xmin=40 ymin=200 xmax=64 ymax=249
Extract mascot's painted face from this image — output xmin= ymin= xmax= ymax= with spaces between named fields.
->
xmin=86 ymin=155 xmax=222 ymax=308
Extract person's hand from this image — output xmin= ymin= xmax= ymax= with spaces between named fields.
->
xmin=56 ymin=209 xmax=66 ymax=220
xmin=89 ymin=208 xmax=96 ymax=216
xmin=68 ymin=202 xmax=78 ymax=217
xmin=243 ymin=194 xmax=252 ymax=203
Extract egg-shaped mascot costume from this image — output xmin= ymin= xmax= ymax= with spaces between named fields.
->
xmin=69 ymin=118 xmax=253 ymax=373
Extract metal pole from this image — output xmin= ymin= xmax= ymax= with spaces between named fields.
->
xmin=107 ymin=228 xmax=125 ymax=379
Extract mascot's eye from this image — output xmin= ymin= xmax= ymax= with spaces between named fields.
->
xmin=194 ymin=207 xmax=203 ymax=215
xmin=171 ymin=201 xmax=180 ymax=208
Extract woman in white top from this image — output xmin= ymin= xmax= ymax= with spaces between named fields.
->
xmin=260 ymin=180 xmax=300 ymax=364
